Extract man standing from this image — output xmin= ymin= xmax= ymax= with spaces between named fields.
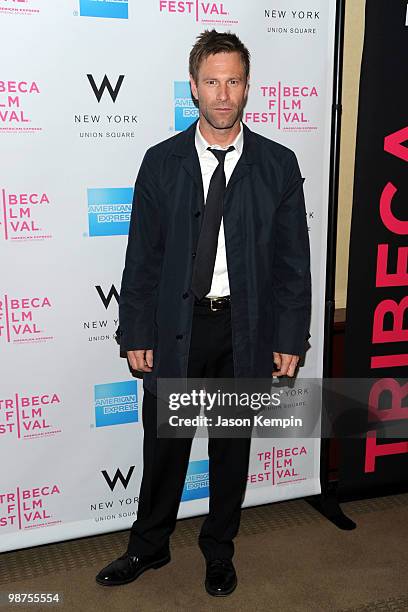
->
xmin=96 ymin=29 xmax=311 ymax=596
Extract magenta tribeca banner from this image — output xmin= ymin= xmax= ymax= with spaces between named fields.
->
xmin=342 ymin=0 xmax=408 ymax=498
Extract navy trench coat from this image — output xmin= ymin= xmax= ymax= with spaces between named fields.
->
xmin=119 ymin=120 xmax=311 ymax=395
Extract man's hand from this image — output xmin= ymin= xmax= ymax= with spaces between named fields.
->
xmin=127 ymin=349 xmax=153 ymax=373
xmin=273 ymin=352 xmax=299 ymax=377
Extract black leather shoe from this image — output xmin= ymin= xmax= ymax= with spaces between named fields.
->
xmin=205 ymin=558 xmax=237 ymax=596
xmin=95 ymin=550 xmax=170 ymax=586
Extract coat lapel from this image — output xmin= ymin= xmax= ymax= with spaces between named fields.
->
xmin=226 ymin=123 xmax=260 ymax=194
xmin=182 ymin=152 xmax=203 ymax=193
xmin=172 ymin=120 xmax=204 ymax=212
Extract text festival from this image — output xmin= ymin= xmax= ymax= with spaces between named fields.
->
xmin=0 ymin=393 xmax=60 ymax=436
xmin=2 ymin=191 xmax=50 ymax=238
xmin=245 ymin=85 xmax=318 ymax=128
xmin=0 ymin=80 xmax=39 ymax=124
xmin=0 ymin=296 xmax=51 ymax=341
xmin=248 ymin=447 xmax=307 ymax=484
xmin=0 ymin=485 xmax=61 ymax=528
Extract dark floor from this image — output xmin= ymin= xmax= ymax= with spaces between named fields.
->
xmin=2 ymin=493 xmax=408 ymax=611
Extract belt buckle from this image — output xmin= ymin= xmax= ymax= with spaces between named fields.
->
xmin=210 ymin=297 xmax=222 ymax=312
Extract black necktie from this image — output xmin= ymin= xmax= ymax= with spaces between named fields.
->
xmin=191 ymin=146 xmax=234 ymax=301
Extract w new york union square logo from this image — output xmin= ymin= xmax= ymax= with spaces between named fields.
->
xmin=79 ymin=0 xmax=128 ymax=19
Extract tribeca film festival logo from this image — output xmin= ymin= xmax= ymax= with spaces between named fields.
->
xmin=0 ymin=79 xmax=41 ymax=134
xmin=159 ymin=0 xmax=237 ymax=25
xmin=248 ymin=446 xmax=308 ymax=486
xmin=92 ymin=466 xmax=138 ymax=523
xmin=0 ymin=484 xmax=62 ymax=531
xmin=0 ymin=294 xmax=54 ymax=345
xmin=0 ymin=392 xmax=62 ymax=441
xmin=264 ymin=8 xmax=320 ymax=35
xmin=75 ymin=74 xmax=137 ymax=140
xmin=0 ymin=0 xmax=41 ymax=17
xmin=87 ymin=187 xmax=132 ymax=237
xmin=94 ymin=381 xmax=139 ymax=428
xmin=181 ymin=459 xmax=209 ymax=502
xmin=245 ymin=84 xmax=319 ymax=132
xmin=174 ymin=81 xmax=198 ymax=132
xmin=83 ymin=284 xmax=119 ymax=343
xmin=1 ymin=188 xmax=53 ymax=242
xmin=77 ymin=0 xmax=128 ymax=19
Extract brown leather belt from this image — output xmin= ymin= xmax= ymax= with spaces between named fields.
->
xmin=194 ymin=296 xmax=231 ymax=312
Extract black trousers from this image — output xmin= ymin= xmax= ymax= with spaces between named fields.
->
xmin=127 ymin=303 xmax=252 ymax=561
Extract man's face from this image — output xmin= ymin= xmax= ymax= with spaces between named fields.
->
xmin=190 ymin=51 xmax=249 ymax=131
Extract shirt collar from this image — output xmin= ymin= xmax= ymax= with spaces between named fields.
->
xmin=195 ymin=120 xmax=243 ymax=158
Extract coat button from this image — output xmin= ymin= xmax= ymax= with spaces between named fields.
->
xmin=192 ymin=252 xmax=196 ymax=258
xmin=182 ymin=292 xmax=189 ymax=299
xmin=194 ymin=211 xmax=201 ymax=217
xmin=176 ymin=334 xmax=183 ymax=340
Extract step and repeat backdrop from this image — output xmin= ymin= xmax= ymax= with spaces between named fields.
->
xmin=0 ymin=0 xmax=336 ymax=552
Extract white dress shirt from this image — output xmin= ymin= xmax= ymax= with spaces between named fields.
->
xmin=195 ymin=121 xmax=244 ymax=297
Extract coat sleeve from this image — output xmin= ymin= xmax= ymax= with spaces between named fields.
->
xmin=118 ymin=149 xmax=163 ymax=352
xmin=271 ymin=150 xmax=311 ymax=357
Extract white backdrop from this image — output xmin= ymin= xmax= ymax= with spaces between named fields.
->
xmin=0 ymin=0 xmax=336 ymax=552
